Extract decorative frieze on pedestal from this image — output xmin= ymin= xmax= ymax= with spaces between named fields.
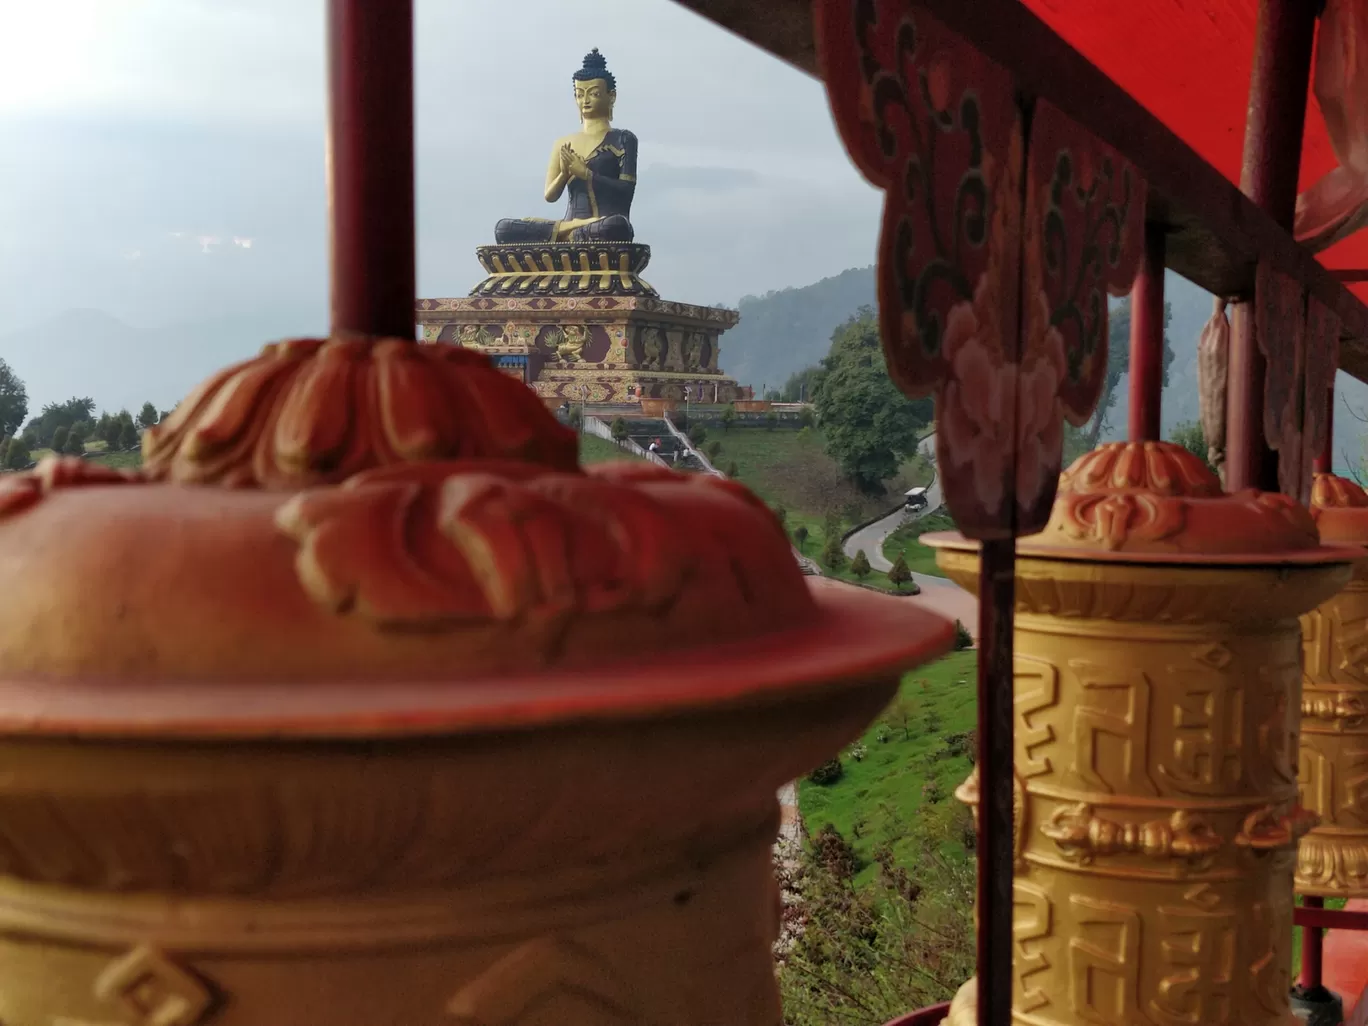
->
xmin=926 ymin=442 xmax=1358 ymax=1026
xmin=417 ymin=291 xmax=745 ymax=403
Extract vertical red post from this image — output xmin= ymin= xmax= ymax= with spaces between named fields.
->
xmin=327 ymin=0 xmax=416 ymax=340
xmin=1128 ymin=222 xmax=1167 ymax=442
xmin=976 ymin=538 xmax=1015 ymax=1026
xmin=1225 ymin=0 xmax=1317 ymax=492
xmin=1300 ymin=895 xmax=1326 ymax=992
xmin=1314 ymin=388 xmax=1335 ymax=474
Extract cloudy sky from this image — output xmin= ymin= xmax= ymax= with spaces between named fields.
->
xmin=0 ymin=0 xmax=881 ymax=411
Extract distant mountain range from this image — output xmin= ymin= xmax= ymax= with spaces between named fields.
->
xmin=720 ymin=264 xmax=1368 ymax=469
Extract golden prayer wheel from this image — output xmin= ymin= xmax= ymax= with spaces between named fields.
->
xmin=1298 ymin=472 xmax=1368 ymax=898
xmin=0 ymin=339 xmax=955 ymax=1025
xmin=926 ymin=442 xmax=1357 ymax=1026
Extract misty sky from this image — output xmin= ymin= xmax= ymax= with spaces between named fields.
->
xmin=0 ymin=0 xmax=882 ymax=411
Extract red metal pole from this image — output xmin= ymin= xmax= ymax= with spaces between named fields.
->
xmin=327 ymin=0 xmax=415 ymax=340
xmin=1226 ymin=0 xmax=1317 ymax=492
xmin=975 ymin=538 xmax=1015 ymax=1026
xmin=1300 ymin=895 xmax=1326 ymax=992
xmin=1315 ymin=388 xmax=1335 ymax=474
xmin=1128 ymin=222 xmax=1166 ymax=442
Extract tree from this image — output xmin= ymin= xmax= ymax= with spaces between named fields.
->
xmin=851 ymin=550 xmax=872 ymax=578
xmin=137 ymin=402 xmax=160 ymax=430
xmin=719 ymin=405 xmax=736 ymax=432
xmin=0 ymin=360 xmax=27 ymax=440
xmin=779 ymin=365 xmax=826 ymax=404
xmin=954 ymin=619 xmax=973 ymax=650
xmin=50 ymin=426 xmax=68 ymax=454
xmin=793 ymin=525 xmax=809 ymax=550
xmin=26 ymin=397 xmax=95 ymax=449
xmin=0 ymin=437 xmax=11 ymax=467
xmin=64 ymin=423 xmax=87 ymax=456
xmin=1169 ymin=420 xmax=1215 ymax=470
xmin=705 ymin=440 xmax=723 ymax=460
xmin=888 ymin=552 xmax=913 ymax=591
xmin=772 ymin=504 xmax=787 ymax=526
xmin=687 ymin=424 xmax=708 ymax=446
xmin=763 ymin=410 xmax=778 ymax=431
xmin=117 ymin=419 xmax=140 ymax=451
xmin=3 ymin=437 xmax=30 ymax=470
xmin=1085 ymin=298 xmax=1178 ymax=448
xmin=610 ymin=417 xmax=629 ymax=442
xmin=822 ymin=531 xmax=846 ymax=572
xmin=815 ymin=310 xmax=933 ymax=492
xmin=95 ymin=412 xmax=113 ymax=444
xmin=725 ymin=460 xmax=738 ymax=477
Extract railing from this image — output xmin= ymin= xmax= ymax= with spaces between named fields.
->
xmin=582 ymin=416 xmax=670 ymax=468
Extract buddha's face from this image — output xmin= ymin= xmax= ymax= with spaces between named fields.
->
xmin=574 ymin=78 xmax=613 ymax=120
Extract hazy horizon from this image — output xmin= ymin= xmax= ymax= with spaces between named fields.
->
xmin=0 ymin=0 xmax=882 ymax=413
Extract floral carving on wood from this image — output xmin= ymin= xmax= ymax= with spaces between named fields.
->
xmin=142 ymin=337 xmax=579 ymax=490
xmin=816 ymin=0 xmax=1023 ymax=538
xmin=816 ymin=3 xmax=1144 ymax=538
xmin=1255 ymin=263 xmax=1308 ymax=501
xmin=1020 ymin=100 xmax=1146 ymax=530
xmin=275 ymin=460 xmax=812 ymax=649
xmin=1303 ymin=297 xmax=1342 ymax=503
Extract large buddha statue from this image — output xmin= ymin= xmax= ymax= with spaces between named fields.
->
xmin=495 ymin=49 xmax=638 ymax=245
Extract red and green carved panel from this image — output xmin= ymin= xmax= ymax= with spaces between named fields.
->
xmin=816 ymin=0 xmax=1145 ymax=538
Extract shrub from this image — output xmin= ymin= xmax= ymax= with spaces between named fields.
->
xmin=822 ymin=533 xmax=846 ymax=572
xmin=809 ymin=823 xmax=861 ymax=879
xmin=64 ymin=428 xmax=86 ymax=456
xmin=610 ymin=416 xmax=629 ymax=442
xmin=719 ymin=405 xmax=736 ymax=431
xmin=793 ymin=525 xmax=809 ymax=549
xmin=953 ymin=619 xmax=973 ymax=650
xmin=851 ymin=549 xmax=872 ymax=578
xmin=3 ymin=438 xmax=29 ymax=470
xmin=772 ymin=504 xmax=787 ymax=525
xmin=117 ymin=419 xmax=139 ymax=451
xmin=50 ymin=425 xmax=68 ymax=454
xmin=705 ymin=440 xmax=723 ymax=460
xmin=887 ymin=552 xmax=912 ymax=590
xmin=764 ymin=410 xmax=778 ymax=430
xmin=567 ymin=406 xmax=582 ymax=428
xmin=807 ymin=759 xmax=844 ymax=786
xmin=847 ymin=741 xmax=868 ymax=762
xmin=687 ymin=424 xmax=707 ymax=446
xmin=725 ymin=460 xmax=739 ymax=477
xmin=799 ymin=406 xmax=815 ymax=428
xmin=922 ymin=778 xmax=945 ymax=805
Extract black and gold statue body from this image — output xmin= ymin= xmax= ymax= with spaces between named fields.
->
xmin=496 ymin=49 xmax=638 ymax=245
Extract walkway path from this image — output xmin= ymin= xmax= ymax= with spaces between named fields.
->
xmin=841 ymin=432 xmax=979 ymax=636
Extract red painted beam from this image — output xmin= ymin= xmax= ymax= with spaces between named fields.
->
xmin=327 ymin=0 xmax=415 ymax=340
xmin=1296 ymin=906 xmax=1368 ymax=931
xmin=1129 ymin=223 xmax=1167 ymax=442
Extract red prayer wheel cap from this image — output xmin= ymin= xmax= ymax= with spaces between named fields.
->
xmin=925 ymin=441 xmax=1363 ymax=566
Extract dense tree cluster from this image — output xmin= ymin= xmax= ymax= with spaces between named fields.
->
xmin=0 ymin=361 xmax=175 ymax=471
xmin=811 ymin=309 xmax=933 ymax=493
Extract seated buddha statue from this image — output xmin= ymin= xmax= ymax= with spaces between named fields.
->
xmin=495 ymin=49 xmax=637 ymax=245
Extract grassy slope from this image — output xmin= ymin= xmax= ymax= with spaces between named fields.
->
xmin=707 ymin=426 xmax=931 ymax=584
xmin=798 ymin=651 xmax=977 ymax=883
xmin=578 ymin=433 xmax=639 ymax=465
xmin=882 ymin=509 xmax=955 ymax=579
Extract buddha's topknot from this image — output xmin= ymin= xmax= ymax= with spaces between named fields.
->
xmin=573 ymin=48 xmax=616 ymax=91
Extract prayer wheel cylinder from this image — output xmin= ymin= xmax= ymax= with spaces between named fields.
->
xmin=0 ymin=340 xmax=956 ymax=1026
xmin=926 ymin=442 xmax=1356 ymax=1026
xmin=1298 ymin=472 xmax=1368 ymax=898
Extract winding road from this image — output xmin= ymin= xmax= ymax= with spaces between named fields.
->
xmin=841 ymin=431 xmax=979 ymax=637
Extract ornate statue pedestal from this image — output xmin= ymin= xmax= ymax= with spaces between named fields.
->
xmin=418 ymin=242 xmax=745 ymax=404
xmin=1298 ymin=473 xmax=1368 ymax=899
xmin=925 ymin=442 xmax=1358 ymax=1026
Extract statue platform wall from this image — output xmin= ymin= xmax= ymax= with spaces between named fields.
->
xmin=416 ymin=294 xmax=745 ymax=404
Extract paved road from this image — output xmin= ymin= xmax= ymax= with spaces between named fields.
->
xmin=841 ymin=431 xmax=979 ymax=635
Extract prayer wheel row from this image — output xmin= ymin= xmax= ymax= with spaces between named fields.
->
xmin=927 ymin=442 xmax=1363 ymax=1026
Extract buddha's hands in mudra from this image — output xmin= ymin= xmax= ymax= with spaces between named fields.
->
xmin=559 ymin=144 xmax=591 ymax=181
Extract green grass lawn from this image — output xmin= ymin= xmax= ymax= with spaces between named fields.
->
xmin=799 ymin=650 xmax=977 ymax=882
xmin=578 ymin=433 xmax=640 ymax=465
xmin=706 ymin=426 xmax=931 ymax=582
xmin=882 ymin=509 xmax=956 ymax=579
